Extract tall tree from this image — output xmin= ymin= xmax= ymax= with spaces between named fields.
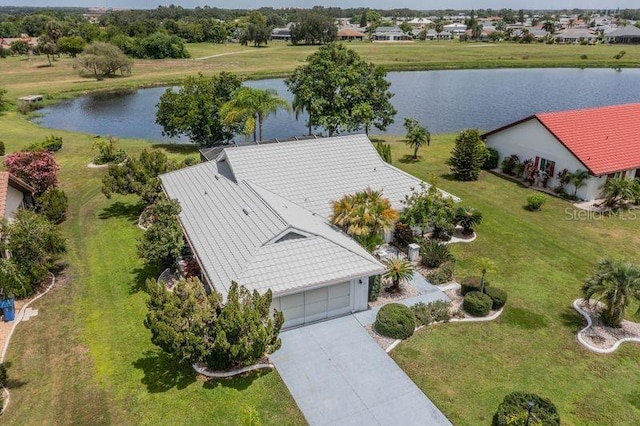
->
xmin=448 ymin=129 xmax=486 ymax=181
xmin=290 ymin=11 xmax=337 ymax=45
xmin=156 ymin=72 xmax=242 ymax=147
xmin=404 ymin=118 xmax=430 ymax=159
xmin=286 ymin=43 xmax=396 ymax=136
xmin=241 ymin=11 xmax=271 ymax=47
xmin=221 ymin=87 xmax=289 ymax=142
xmin=73 ymin=42 xmax=132 ymax=80
xmin=582 ymin=259 xmax=640 ymax=327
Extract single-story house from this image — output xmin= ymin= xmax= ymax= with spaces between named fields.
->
xmin=0 ymin=172 xmax=35 ymax=222
xmin=426 ymin=29 xmax=452 ymax=40
xmin=161 ymin=134 xmax=457 ymax=329
xmin=555 ymin=28 xmax=598 ymax=44
xmin=604 ymin=25 xmax=640 ymax=44
xmin=337 ymin=28 xmax=366 ymax=41
xmin=270 ymin=27 xmax=291 ymax=41
xmin=443 ymin=23 xmax=467 ymax=35
xmin=483 ymin=103 xmax=640 ymax=201
xmin=372 ymin=26 xmax=412 ymax=41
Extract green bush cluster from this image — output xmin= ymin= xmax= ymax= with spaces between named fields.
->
xmin=374 ymin=303 xmax=415 ymax=339
xmin=527 ymin=193 xmax=547 ymax=211
xmin=493 ymin=391 xmax=560 ymax=426
xmin=420 ymin=239 xmax=454 ymax=268
xmin=484 ymin=287 xmax=508 ymax=310
xmin=37 ymin=188 xmax=69 ymax=224
xmin=426 ymin=261 xmax=455 ymax=285
xmin=412 ymin=300 xmax=451 ymax=326
xmin=368 ymin=275 xmax=382 ymax=302
xmin=0 ymin=141 xmax=5 ymax=156
xmin=482 ymin=147 xmax=500 ymax=170
xmin=26 ymin=135 xmax=63 ymax=152
xmin=463 ymin=291 xmax=493 ymax=317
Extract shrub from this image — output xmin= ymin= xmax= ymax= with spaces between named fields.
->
xmin=183 ymin=156 xmax=198 ymax=166
xmin=374 ymin=303 xmax=415 ymax=339
xmin=448 ymin=129 xmax=485 ymax=181
xmin=5 ymin=150 xmax=59 ymax=196
xmin=580 ymin=54 xmax=588 ymax=60
xmin=27 ymin=135 xmax=63 ymax=152
xmin=463 ymin=291 xmax=493 ymax=317
xmin=0 ymin=363 xmax=7 ymax=388
xmin=93 ymin=136 xmax=126 ymax=165
xmin=137 ymin=198 xmax=184 ymax=269
xmin=501 ymin=154 xmax=519 ymax=175
xmin=37 ymin=188 xmax=68 ymax=224
xmin=527 ymin=193 xmax=547 ymax=211
xmin=420 ymin=239 xmax=454 ymax=268
xmin=484 ymin=286 xmax=508 ymax=310
xmin=368 ymin=275 xmax=382 ymax=302
xmin=614 ymin=50 xmax=626 ymax=60
xmin=454 ymin=206 xmax=483 ymax=235
xmin=482 ymin=147 xmax=499 ymax=170
xmin=412 ymin=300 xmax=451 ymax=326
xmin=375 ymin=141 xmax=392 ymax=164
xmin=493 ymin=391 xmax=560 ymax=426
xmin=431 ymin=220 xmax=455 ymax=241
xmin=0 ymin=141 xmax=5 ymax=156
xmin=393 ymin=222 xmax=414 ymax=247
xmin=460 ymin=276 xmax=484 ymax=295
xmin=426 ymin=261 xmax=455 ymax=285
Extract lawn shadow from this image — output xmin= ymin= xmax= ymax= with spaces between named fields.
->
xmin=3 ymin=361 xmax=28 ymax=390
xmin=502 ymin=307 xmax=548 ymax=330
xmin=98 ymin=201 xmax=144 ymax=223
xmin=152 ymin=143 xmax=200 ymax=155
xmin=558 ymin=305 xmax=585 ymax=331
xmin=203 ymin=369 xmax=271 ymax=391
xmin=131 ymin=265 xmax=161 ymax=294
xmin=132 ymin=350 xmax=197 ymax=393
xmin=398 ymin=154 xmax=421 ymax=164
xmin=439 ymin=173 xmax=457 ymax=181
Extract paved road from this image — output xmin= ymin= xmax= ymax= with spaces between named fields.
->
xmin=271 ymin=315 xmax=452 ymax=426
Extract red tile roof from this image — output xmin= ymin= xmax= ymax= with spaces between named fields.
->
xmin=484 ymin=103 xmax=640 ymax=176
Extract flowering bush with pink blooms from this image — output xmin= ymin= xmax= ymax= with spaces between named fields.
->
xmin=5 ymin=150 xmax=59 ymax=195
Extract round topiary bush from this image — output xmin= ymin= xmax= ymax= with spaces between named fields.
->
xmin=460 ymin=276 xmax=485 ymax=295
xmin=374 ymin=303 xmax=416 ymax=339
xmin=493 ymin=391 xmax=560 ymax=426
xmin=484 ymin=287 xmax=508 ymax=310
xmin=463 ymin=291 xmax=492 ymax=317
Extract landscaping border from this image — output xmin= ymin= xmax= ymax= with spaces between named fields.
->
xmin=573 ymin=298 xmax=640 ymax=354
xmin=193 ymin=362 xmax=274 ymax=378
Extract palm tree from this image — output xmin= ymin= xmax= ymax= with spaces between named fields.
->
xmin=476 ymin=257 xmax=496 ymax=293
xmin=221 ymin=87 xmax=289 ymax=142
xmin=404 ymin=118 xmax=430 ymax=160
xmin=292 ymin=94 xmax=312 ymax=136
xmin=542 ymin=20 xmax=555 ymax=34
xmin=435 ymin=22 xmax=444 ymax=41
xmin=454 ymin=206 xmax=483 ymax=235
xmin=330 ymin=188 xmax=399 ymax=251
xmin=582 ymin=259 xmax=640 ymax=327
xmin=384 ymin=258 xmax=414 ymax=292
xmin=602 ymin=177 xmax=635 ymax=207
xmin=568 ymin=169 xmax=590 ymax=197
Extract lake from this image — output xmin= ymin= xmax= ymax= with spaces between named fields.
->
xmin=35 ymin=68 xmax=640 ymax=143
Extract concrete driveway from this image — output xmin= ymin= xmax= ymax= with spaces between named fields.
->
xmin=270 ymin=315 xmax=451 ymax=426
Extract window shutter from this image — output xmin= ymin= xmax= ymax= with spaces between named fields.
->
xmin=534 ymin=156 xmax=540 ymax=168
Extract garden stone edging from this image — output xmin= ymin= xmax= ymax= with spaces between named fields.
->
xmin=573 ymin=298 xmax=640 ymax=354
xmin=193 ymin=362 xmax=274 ymax=378
xmin=385 ymin=307 xmax=504 ymax=353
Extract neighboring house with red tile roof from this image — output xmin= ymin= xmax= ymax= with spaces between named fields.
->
xmin=483 ymin=103 xmax=640 ymax=201
xmin=0 ymin=172 xmax=35 ymax=222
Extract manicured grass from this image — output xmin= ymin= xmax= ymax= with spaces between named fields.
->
xmin=0 ymin=112 xmax=304 ymax=425
xmin=380 ymin=135 xmax=640 ymax=425
xmin=1 ymin=41 xmax=639 ymax=101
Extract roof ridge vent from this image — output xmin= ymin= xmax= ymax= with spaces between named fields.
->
xmin=242 ymin=207 xmax=253 ymax=215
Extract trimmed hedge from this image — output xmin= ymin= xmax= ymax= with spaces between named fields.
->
xmin=412 ymin=300 xmax=451 ymax=326
xmin=493 ymin=391 xmax=560 ymax=426
xmin=460 ymin=276 xmax=486 ymax=295
xmin=374 ymin=303 xmax=415 ymax=339
xmin=463 ymin=291 xmax=492 ymax=317
xmin=485 ymin=287 xmax=508 ymax=310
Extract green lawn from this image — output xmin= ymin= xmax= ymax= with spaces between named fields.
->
xmin=0 ymin=112 xmax=304 ymax=425
xmin=380 ymin=135 xmax=640 ymax=425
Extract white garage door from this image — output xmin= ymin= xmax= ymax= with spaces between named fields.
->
xmin=275 ymin=281 xmax=351 ymax=329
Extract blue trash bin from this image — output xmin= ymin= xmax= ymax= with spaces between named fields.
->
xmin=0 ymin=298 xmax=15 ymax=321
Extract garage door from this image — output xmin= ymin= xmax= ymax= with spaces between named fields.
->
xmin=275 ymin=281 xmax=351 ymax=329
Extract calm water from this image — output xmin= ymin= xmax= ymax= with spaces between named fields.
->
xmin=35 ymin=69 xmax=640 ymax=143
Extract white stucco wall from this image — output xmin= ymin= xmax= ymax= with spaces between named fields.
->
xmin=4 ymin=185 xmax=25 ymax=221
xmin=485 ymin=119 xmax=603 ymax=200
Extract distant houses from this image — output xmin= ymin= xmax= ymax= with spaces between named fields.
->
xmin=371 ymin=26 xmax=412 ymax=42
xmin=604 ymin=25 xmax=640 ymax=44
xmin=337 ymin=28 xmax=365 ymax=41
